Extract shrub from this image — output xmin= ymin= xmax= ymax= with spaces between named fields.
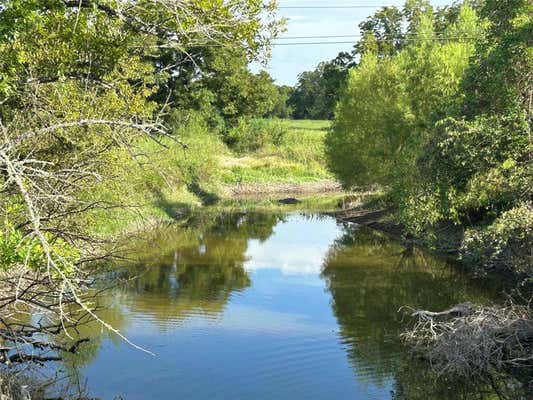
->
xmin=224 ymin=118 xmax=287 ymax=153
xmin=460 ymin=204 xmax=533 ymax=278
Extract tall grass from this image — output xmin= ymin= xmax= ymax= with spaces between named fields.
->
xmin=220 ymin=119 xmax=333 ymax=183
xmin=84 ymin=123 xmax=226 ymax=235
xmin=83 ymin=118 xmax=336 ymax=235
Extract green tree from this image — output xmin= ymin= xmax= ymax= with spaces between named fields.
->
xmin=157 ymin=47 xmax=282 ymax=126
xmin=288 ymin=60 xmax=347 ymax=120
xmin=267 ymin=85 xmax=294 ymax=119
xmin=326 ymin=4 xmax=480 ymax=190
xmin=0 ymin=0 xmax=280 ymax=371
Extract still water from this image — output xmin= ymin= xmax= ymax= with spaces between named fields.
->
xmin=67 ymin=213 xmax=501 ymax=399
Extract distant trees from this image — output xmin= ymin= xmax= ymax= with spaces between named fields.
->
xmin=155 ymin=46 xmax=286 ymax=126
xmin=288 ymin=60 xmax=348 ymax=120
xmin=267 ymin=85 xmax=294 ymax=119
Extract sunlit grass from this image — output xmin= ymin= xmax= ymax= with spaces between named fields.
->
xmin=220 ymin=119 xmax=333 ymax=183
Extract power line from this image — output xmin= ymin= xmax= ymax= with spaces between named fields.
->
xmin=277 ymin=31 xmax=481 ymax=39
xmin=278 ymin=34 xmax=360 ymax=39
xmin=277 ymin=5 xmax=398 ymax=8
xmin=272 ymin=36 xmax=476 ymax=45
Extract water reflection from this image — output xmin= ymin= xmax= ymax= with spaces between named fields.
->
xmin=321 ymin=222 xmax=501 ymax=398
xmin=61 ymin=213 xmax=502 ymax=400
xmin=118 ymin=213 xmax=283 ymax=325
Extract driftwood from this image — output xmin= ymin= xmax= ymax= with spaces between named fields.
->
xmin=401 ymin=300 xmax=533 ymax=399
xmin=409 ymin=302 xmax=475 ymax=320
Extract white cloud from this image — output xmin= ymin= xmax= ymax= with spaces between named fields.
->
xmin=243 ymin=215 xmax=341 ymax=275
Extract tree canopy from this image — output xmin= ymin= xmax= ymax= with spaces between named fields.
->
xmin=325 ymin=0 xmax=532 ymax=278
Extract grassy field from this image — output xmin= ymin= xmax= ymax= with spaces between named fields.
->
xmin=218 ymin=119 xmax=332 ymax=184
xmin=88 ymin=119 xmax=339 ymax=235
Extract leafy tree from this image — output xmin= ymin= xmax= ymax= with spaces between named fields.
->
xmin=288 ymin=60 xmax=347 ymax=120
xmin=0 ymin=0 xmax=280 ymax=372
xmin=326 ymin=4 xmax=480 ymax=189
xmin=267 ymin=85 xmax=294 ymax=119
xmin=288 ymin=0 xmax=465 ymax=121
xmin=354 ymin=6 xmax=404 ymax=58
xmin=325 ymin=53 xmax=411 ymax=187
xmin=156 ymin=47 xmax=282 ymax=126
xmin=412 ymin=0 xmax=532 ymax=274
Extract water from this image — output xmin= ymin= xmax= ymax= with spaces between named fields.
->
xmin=64 ymin=213 xmax=501 ymax=399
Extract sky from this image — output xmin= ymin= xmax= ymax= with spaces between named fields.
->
xmin=250 ymin=1 xmax=455 ymax=86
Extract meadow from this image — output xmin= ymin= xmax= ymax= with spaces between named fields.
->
xmin=86 ymin=119 xmax=339 ymax=235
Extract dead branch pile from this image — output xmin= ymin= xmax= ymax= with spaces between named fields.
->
xmin=0 ymin=267 xmax=98 ymax=367
xmin=0 ymin=371 xmax=33 ymax=400
xmin=401 ymin=301 xmax=533 ymax=396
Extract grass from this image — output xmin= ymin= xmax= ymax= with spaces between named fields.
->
xmin=86 ymin=118 xmax=340 ymax=236
xmin=219 ymin=119 xmax=333 ymax=184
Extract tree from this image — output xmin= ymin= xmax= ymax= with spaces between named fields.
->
xmin=287 ymin=0 xmax=464 ymax=121
xmin=354 ymin=6 xmax=404 ymax=58
xmin=288 ymin=61 xmax=347 ymax=120
xmin=267 ymin=85 xmax=294 ymax=119
xmin=155 ymin=47 xmax=283 ymax=126
xmin=325 ymin=4 xmax=480 ymax=189
xmin=0 ymin=0 xmax=280 ymax=371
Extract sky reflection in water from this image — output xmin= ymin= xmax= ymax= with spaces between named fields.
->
xmin=67 ymin=213 xmax=501 ymax=400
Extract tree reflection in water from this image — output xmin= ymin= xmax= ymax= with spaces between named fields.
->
xmin=321 ymin=222 xmax=504 ymax=399
xmin=112 ymin=213 xmax=282 ymax=325
xmin=60 ymin=213 xmax=503 ymax=399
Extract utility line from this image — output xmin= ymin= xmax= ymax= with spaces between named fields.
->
xmin=271 ymin=36 xmax=476 ymax=45
xmin=277 ymin=31 xmax=481 ymax=39
xmin=277 ymin=5 xmax=399 ymax=8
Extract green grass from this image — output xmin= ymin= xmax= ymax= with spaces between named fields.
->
xmin=86 ymin=119 xmax=338 ymax=236
xmin=219 ymin=119 xmax=333 ymax=183
xmin=84 ymin=127 xmax=225 ymax=236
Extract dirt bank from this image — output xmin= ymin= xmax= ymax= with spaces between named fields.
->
xmin=221 ymin=180 xmax=343 ymax=199
xmin=328 ymin=206 xmax=403 ymax=238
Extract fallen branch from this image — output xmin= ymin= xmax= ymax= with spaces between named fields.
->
xmin=400 ymin=300 xmax=533 ymax=399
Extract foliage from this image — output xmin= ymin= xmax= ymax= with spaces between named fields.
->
xmin=325 ymin=53 xmax=412 ymax=187
xmin=267 ymin=85 xmax=294 ymax=119
xmin=287 ymin=0 xmax=470 ymax=121
xmin=288 ymin=60 xmax=349 ymax=120
xmin=0 ymin=0 xmax=282 ymax=264
xmin=219 ymin=119 xmax=332 ymax=184
xmin=0 ymin=0 xmax=281 ymax=375
xmin=85 ymin=122 xmax=226 ymax=235
xmin=461 ymin=204 xmax=533 ymax=278
xmin=325 ymin=0 xmax=532 ymax=282
xmin=224 ymin=118 xmax=287 ymax=153
xmin=165 ymin=47 xmax=284 ymax=125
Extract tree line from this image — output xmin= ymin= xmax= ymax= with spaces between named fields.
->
xmin=324 ymin=1 xmax=531 ymax=396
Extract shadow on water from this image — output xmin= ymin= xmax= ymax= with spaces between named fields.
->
xmin=58 ymin=212 xmax=504 ymax=400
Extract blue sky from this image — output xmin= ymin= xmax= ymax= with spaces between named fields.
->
xmin=251 ymin=1 xmax=455 ymax=86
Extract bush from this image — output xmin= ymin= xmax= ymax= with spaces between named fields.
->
xmin=460 ymin=204 xmax=533 ymax=278
xmin=224 ymin=118 xmax=287 ymax=153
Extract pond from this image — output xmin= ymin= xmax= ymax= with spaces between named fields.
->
xmin=63 ymin=213 xmax=502 ymax=399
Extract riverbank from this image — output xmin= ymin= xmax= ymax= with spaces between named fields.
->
xmin=85 ymin=119 xmax=337 ymax=236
